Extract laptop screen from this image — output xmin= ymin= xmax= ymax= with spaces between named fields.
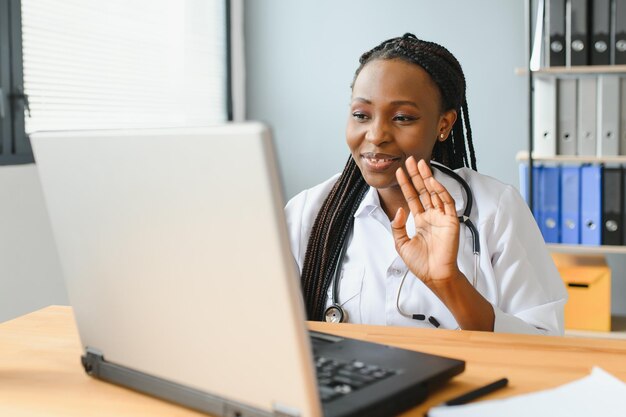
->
xmin=32 ymin=123 xmax=323 ymax=416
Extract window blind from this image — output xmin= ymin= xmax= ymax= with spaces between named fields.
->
xmin=21 ymin=0 xmax=227 ymax=133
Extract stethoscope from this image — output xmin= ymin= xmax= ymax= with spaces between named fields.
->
xmin=324 ymin=161 xmax=481 ymax=325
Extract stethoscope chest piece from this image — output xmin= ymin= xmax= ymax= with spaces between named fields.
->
xmin=324 ymin=305 xmax=347 ymax=323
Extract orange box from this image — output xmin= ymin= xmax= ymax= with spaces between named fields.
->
xmin=551 ymin=254 xmax=611 ymax=332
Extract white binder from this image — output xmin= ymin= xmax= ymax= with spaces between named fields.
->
xmin=597 ymin=75 xmax=620 ymax=156
xmin=577 ymin=77 xmax=597 ymax=156
xmin=557 ymin=78 xmax=577 ymax=155
xmin=534 ymin=77 xmax=557 ymax=157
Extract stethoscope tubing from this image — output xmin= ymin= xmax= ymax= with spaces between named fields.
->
xmin=324 ymin=161 xmax=480 ymax=323
xmin=430 ymin=161 xmax=480 ymax=255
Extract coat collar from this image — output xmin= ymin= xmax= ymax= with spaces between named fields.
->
xmin=353 ymin=166 xmax=467 ymax=219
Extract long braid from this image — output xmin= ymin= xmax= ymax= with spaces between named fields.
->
xmin=300 ymin=33 xmax=477 ymax=321
xmin=301 ymin=157 xmax=368 ymax=320
xmin=462 ymin=101 xmax=477 ymax=170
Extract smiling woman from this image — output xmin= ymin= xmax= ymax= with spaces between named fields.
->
xmin=285 ymin=33 xmax=568 ymax=335
xmin=347 ymin=59 xmax=458 ymax=217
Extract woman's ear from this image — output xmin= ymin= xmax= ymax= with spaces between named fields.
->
xmin=438 ymin=109 xmax=457 ymax=141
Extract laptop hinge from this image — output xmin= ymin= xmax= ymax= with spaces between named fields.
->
xmin=81 ymin=347 xmax=104 ymax=376
xmin=80 ymin=347 xmax=299 ymax=417
xmin=272 ymin=403 xmax=301 ymax=417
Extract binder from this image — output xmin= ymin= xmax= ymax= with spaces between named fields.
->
xmin=519 ymin=164 xmax=543 ymax=226
xmin=531 ymin=0 xmax=547 ymax=70
xmin=534 ymin=77 xmax=557 ymax=157
xmin=591 ymin=0 xmax=611 ymax=65
xmin=519 ymin=164 xmax=541 ymax=213
xmin=614 ymin=0 xmax=626 ymax=65
xmin=597 ymin=75 xmax=620 ymax=156
xmin=621 ymin=77 xmax=626 ymax=154
xmin=533 ymin=165 xmax=542 ymax=221
xmin=581 ymin=164 xmax=602 ymax=246
xmin=622 ymin=168 xmax=626 ymax=244
xmin=539 ymin=165 xmax=561 ymax=243
xmin=577 ymin=77 xmax=597 ymax=156
xmin=560 ymin=165 xmax=581 ymax=244
xmin=602 ymin=166 xmax=623 ymax=245
xmin=519 ymin=163 xmax=529 ymax=203
xmin=567 ymin=0 xmax=589 ymax=66
xmin=557 ymin=78 xmax=578 ymax=155
xmin=547 ymin=0 xmax=566 ymax=66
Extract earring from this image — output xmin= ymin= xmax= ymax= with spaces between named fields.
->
xmin=440 ymin=133 xmax=445 ymax=139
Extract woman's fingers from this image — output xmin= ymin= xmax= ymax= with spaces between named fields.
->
xmin=405 ymin=156 xmax=434 ymax=210
xmin=391 ymin=207 xmax=410 ymax=251
xmin=417 ymin=160 xmax=457 ymax=217
xmin=398 ymin=157 xmax=457 ymax=217
xmin=395 ymin=164 xmax=424 ymax=214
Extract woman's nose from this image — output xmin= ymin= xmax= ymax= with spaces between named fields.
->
xmin=365 ymin=118 xmax=391 ymax=145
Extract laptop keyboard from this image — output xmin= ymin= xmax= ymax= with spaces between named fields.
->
xmin=314 ymin=356 xmax=398 ymax=402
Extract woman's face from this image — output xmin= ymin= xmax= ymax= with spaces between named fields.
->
xmin=346 ymin=58 xmax=456 ymax=190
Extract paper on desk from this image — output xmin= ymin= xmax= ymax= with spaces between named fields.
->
xmin=428 ymin=367 xmax=626 ymax=417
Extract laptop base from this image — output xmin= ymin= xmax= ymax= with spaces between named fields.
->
xmin=81 ymin=348 xmax=299 ymax=417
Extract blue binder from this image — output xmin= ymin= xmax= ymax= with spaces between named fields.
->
xmin=519 ymin=164 xmax=542 ymax=228
xmin=539 ymin=166 xmax=560 ymax=243
xmin=580 ymin=165 xmax=603 ymax=245
xmin=560 ymin=166 xmax=581 ymax=244
xmin=519 ymin=163 xmax=529 ymax=203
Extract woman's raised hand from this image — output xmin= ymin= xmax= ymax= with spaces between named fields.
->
xmin=391 ymin=156 xmax=461 ymax=287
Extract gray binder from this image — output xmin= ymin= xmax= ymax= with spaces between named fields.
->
xmin=614 ymin=0 xmax=626 ymax=65
xmin=577 ymin=77 xmax=597 ymax=156
xmin=547 ymin=0 xmax=566 ymax=66
xmin=591 ymin=0 xmax=611 ymax=65
xmin=534 ymin=77 xmax=557 ymax=157
xmin=621 ymin=77 xmax=626 ymax=154
xmin=567 ymin=0 xmax=589 ymax=66
xmin=557 ymin=78 xmax=578 ymax=155
xmin=597 ymin=75 xmax=620 ymax=156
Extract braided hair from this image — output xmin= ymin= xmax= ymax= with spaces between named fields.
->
xmin=300 ymin=33 xmax=477 ymax=321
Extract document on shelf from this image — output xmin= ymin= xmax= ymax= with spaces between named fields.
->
xmin=428 ymin=367 xmax=626 ymax=417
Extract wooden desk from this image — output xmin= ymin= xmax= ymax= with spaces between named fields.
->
xmin=2 ymin=306 xmax=626 ymax=417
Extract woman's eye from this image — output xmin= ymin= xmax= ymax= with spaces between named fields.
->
xmin=394 ymin=114 xmax=416 ymax=122
xmin=352 ymin=112 xmax=369 ymax=121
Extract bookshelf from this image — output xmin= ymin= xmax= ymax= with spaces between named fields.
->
xmin=547 ymin=244 xmax=626 ymax=255
xmin=522 ymin=0 xmax=626 ymax=338
xmin=516 ymin=151 xmax=626 ymax=164
xmin=515 ymin=0 xmax=626 ymax=250
xmin=515 ymin=64 xmax=626 ymax=76
xmin=565 ymin=316 xmax=626 ymax=340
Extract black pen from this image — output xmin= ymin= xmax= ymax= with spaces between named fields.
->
xmin=444 ymin=377 xmax=509 ymax=406
xmin=424 ymin=378 xmax=509 ymax=416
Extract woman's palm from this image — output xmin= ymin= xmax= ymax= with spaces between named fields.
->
xmin=391 ymin=157 xmax=460 ymax=286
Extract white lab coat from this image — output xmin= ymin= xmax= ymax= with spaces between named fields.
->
xmin=285 ymin=167 xmax=568 ymax=335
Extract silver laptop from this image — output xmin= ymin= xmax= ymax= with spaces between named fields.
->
xmin=31 ymin=123 xmax=464 ymax=417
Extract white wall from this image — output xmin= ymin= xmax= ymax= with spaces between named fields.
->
xmin=244 ymin=0 xmax=529 ymax=199
xmin=0 ymin=164 xmax=67 ymax=322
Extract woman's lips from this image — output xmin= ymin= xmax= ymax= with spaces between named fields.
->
xmin=360 ymin=152 xmax=401 ymax=172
